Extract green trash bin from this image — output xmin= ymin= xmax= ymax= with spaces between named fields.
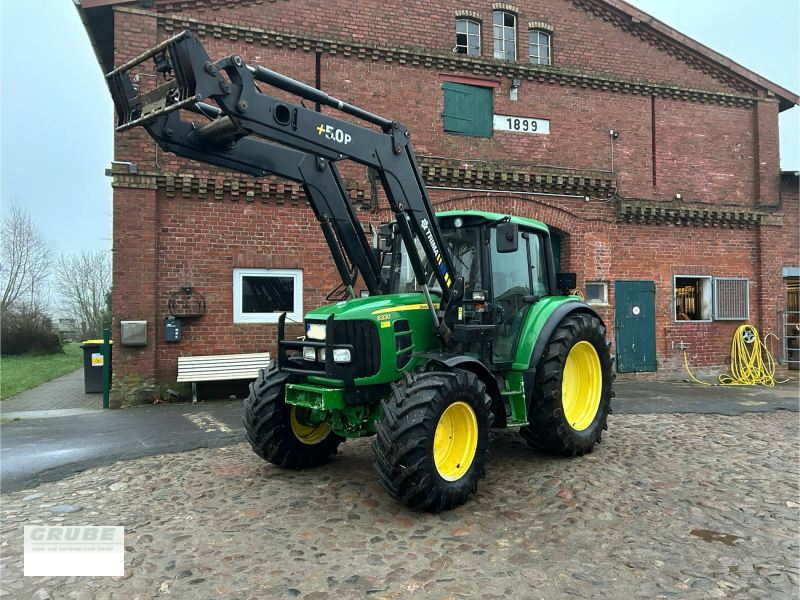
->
xmin=80 ymin=340 xmax=113 ymax=394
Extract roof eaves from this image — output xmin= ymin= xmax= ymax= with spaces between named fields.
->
xmin=599 ymin=0 xmax=798 ymax=110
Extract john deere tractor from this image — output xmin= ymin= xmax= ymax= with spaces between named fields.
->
xmin=107 ymin=31 xmax=614 ymax=511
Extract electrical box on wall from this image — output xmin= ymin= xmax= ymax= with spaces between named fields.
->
xmin=120 ymin=320 xmax=147 ymax=346
xmin=165 ymin=317 xmax=181 ymax=342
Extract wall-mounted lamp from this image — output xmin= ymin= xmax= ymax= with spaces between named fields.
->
xmin=609 ymin=129 xmax=620 ymax=139
xmin=510 ymin=78 xmax=522 ymax=101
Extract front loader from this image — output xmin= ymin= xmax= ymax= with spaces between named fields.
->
xmin=107 ymin=31 xmax=614 ymax=511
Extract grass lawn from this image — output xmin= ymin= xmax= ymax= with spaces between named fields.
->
xmin=1 ymin=343 xmax=84 ymax=400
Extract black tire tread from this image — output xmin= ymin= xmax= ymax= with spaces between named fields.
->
xmin=372 ymin=369 xmax=493 ymax=511
xmin=520 ymin=313 xmax=614 ymax=456
xmin=243 ymin=362 xmax=343 ymax=469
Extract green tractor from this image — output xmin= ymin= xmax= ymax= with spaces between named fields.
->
xmin=245 ymin=209 xmax=613 ymax=511
xmin=106 ymin=31 xmax=614 ymax=511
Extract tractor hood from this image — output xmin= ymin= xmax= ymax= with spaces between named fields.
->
xmin=305 ymin=292 xmax=440 ymax=322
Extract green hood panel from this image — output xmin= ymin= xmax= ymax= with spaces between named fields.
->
xmin=305 ymin=292 xmax=441 ymax=322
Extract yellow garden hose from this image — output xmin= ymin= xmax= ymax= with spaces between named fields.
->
xmin=684 ymin=324 xmax=787 ymax=387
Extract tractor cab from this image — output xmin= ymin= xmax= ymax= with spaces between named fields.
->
xmin=386 ymin=210 xmax=557 ymax=366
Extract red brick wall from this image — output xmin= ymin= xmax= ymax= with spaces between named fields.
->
xmin=106 ymin=3 xmax=794 ymax=400
xmin=167 ymin=0 xmax=750 ymax=96
xmin=152 ymin=192 xmax=340 ymax=382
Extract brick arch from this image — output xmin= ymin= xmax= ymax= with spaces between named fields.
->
xmin=427 ymin=194 xmax=586 ymax=235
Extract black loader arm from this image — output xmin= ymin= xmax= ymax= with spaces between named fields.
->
xmin=142 ymin=107 xmax=381 ymax=296
xmin=106 ymin=31 xmax=456 ymax=326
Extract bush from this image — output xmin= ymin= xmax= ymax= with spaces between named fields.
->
xmin=1 ymin=306 xmax=64 ymax=356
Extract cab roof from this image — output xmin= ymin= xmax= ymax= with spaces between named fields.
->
xmin=436 ymin=210 xmax=551 ymax=234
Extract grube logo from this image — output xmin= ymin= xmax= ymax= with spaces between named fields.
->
xmin=24 ymin=526 xmax=124 ymax=576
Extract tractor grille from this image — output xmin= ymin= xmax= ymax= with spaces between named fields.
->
xmin=335 ymin=320 xmax=381 ymax=378
xmin=303 ymin=319 xmax=381 ymax=379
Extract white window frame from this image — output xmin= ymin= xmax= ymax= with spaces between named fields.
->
xmin=673 ymin=275 xmax=712 ymax=323
xmin=528 ymin=29 xmax=551 ymax=65
xmin=585 ymin=281 xmax=608 ymax=305
xmin=233 ymin=268 xmax=303 ymax=324
xmin=493 ymin=11 xmax=517 ymax=60
xmin=455 ymin=19 xmax=481 ymax=56
xmin=713 ymin=277 xmax=750 ymax=320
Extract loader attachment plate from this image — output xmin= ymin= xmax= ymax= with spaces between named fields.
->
xmin=106 ymin=31 xmax=206 ymax=132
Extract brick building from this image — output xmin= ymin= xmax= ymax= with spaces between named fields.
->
xmin=77 ymin=0 xmax=799 ymax=405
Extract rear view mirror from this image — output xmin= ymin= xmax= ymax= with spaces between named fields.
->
xmin=496 ymin=221 xmax=519 ymax=253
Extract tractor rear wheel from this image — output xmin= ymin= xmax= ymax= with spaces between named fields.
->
xmin=243 ymin=363 xmax=344 ymax=469
xmin=372 ymin=369 xmax=493 ymax=511
xmin=520 ymin=313 xmax=614 ymax=456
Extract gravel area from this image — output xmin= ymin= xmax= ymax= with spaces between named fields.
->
xmin=1 ymin=411 xmax=798 ymax=600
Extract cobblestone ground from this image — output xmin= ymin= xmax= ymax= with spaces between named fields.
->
xmin=1 ymin=412 xmax=798 ymax=600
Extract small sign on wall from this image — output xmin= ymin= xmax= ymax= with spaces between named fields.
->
xmin=493 ymin=115 xmax=550 ymax=135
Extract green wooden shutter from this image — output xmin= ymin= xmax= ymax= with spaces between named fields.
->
xmin=442 ymin=82 xmax=493 ymax=138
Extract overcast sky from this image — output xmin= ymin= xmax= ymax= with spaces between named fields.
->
xmin=1 ymin=0 xmax=797 ymax=256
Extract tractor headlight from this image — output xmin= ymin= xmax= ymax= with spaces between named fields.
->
xmin=306 ymin=322 xmax=326 ymax=340
xmin=303 ymin=346 xmax=317 ymax=361
xmin=318 ymin=348 xmax=351 ymax=363
xmin=333 ymin=349 xmax=351 ymax=363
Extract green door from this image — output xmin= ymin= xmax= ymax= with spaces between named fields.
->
xmin=614 ymin=281 xmax=657 ymax=372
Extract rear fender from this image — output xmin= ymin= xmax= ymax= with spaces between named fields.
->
xmin=529 ymin=302 xmax=605 ymax=370
xmin=523 ymin=301 xmax=605 ymax=408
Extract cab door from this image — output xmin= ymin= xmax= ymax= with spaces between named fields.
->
xmin=490 ymin=228 xmax=533 ymax=363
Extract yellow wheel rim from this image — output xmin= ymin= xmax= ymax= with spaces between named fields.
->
xmin=433 ymin=401 xmax=478 ymax=481
xmin=290 ymin=405 xmax=332 ymax=445
xmin=562 ymin=341 xmax=603 ymax=431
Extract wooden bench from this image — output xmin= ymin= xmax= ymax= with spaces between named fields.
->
xmin=177 ymin=353 xmax=270 ymax=403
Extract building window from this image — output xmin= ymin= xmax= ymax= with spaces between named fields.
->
xmin=233 ymin=268 xmax=303 ymax=323
xmin=493 ymin=11 xmax=516 ymax=60
xmin=585 ymin=281 xmax=608 ymax=305
xmin=529 ymin=29 xmax=551 ymax=65
xmin=442 ymin=81 xmax=494 ymax=137
xmin=455 ymin=19 xmax=481 ymax=56
xmin=713 ymin=277 xmax=749 ymax=320
xmin=674 ymin=276 xmax=712 ymax=322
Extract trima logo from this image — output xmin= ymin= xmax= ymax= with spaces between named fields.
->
xmin=419 ymin=219 xmax=451 ymax=287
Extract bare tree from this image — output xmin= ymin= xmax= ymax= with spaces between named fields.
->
xmin=1 ymin=200 xmax=55 ymax=313
xmin=55 ymin=250 xmax=112 ymax=339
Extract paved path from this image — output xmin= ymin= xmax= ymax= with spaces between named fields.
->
xmin=1 ymin=401 xmax=243 ymax=493
xmin=1 ymin=411 xmax=797 ymax=600
xmin=1 ymin=369 xmax=102 ymax=418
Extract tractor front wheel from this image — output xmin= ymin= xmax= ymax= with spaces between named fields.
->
xmin=243 ymin=363 xmax=344 ymax=469
xmin=520 ymin=313 xmax=614 ymax=456
xmin=372 ymin=369 xmax=493 ymax=511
